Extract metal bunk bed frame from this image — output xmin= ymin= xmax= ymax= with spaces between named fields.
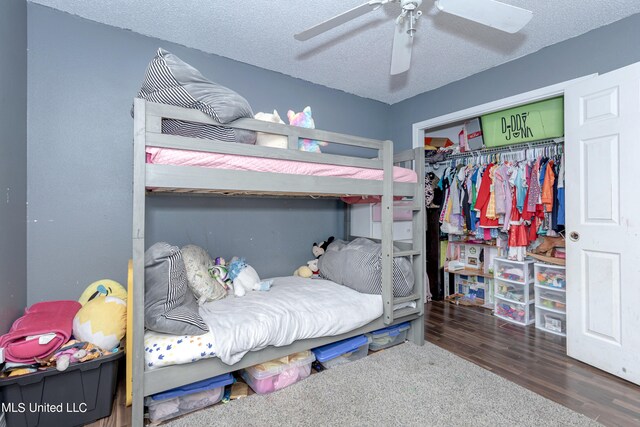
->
xmin=132 ymin=98 xmax=426 ymax=425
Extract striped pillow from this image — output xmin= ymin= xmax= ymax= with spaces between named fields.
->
xmin=135 ymin=48 xmax=256 ymax=144
xmin=144 ymin=242 xmax=209 ymax=335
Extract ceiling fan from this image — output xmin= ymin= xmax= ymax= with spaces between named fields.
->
xmin=294 ymin=0 xmax=533 ymax=75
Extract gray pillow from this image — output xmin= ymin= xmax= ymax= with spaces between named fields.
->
xmin=135 ymin=48 xmax=256 ymax=144
xmin=318 ymin=238 xmax=415 ymax=297
xmin=144 ymin=242 xmax=209 ymax=335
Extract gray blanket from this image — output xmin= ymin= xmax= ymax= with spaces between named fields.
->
xmin=318 ymin=238 xmax=415 ymax=297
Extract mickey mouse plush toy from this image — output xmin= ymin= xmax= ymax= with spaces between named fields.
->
xmin=312 ymin=236 xmax=335 ymax=259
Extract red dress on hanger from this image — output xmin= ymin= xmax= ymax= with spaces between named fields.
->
xmin=474 ymin=163 xmax=500 ymax=228
xmin=508 ymin=190 xmax=528 ymax=247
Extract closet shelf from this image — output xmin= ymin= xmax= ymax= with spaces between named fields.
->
xmin=445 ymin=268 xmax=493 ymax=279
xmin=428 ymin=136 xmax=564 ymax=163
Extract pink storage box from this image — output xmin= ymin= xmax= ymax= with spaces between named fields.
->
xmin=240 ymin=351 xmax=315 ymax=395
xmin=371 ymin=201 xmax=413 ymax=222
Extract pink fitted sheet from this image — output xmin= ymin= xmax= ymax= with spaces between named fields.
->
xmin=146 ymin=147 xmax=417 ymax=184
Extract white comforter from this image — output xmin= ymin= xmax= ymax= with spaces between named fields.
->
xmin=199 ymin=276 xmax=383 ymax=365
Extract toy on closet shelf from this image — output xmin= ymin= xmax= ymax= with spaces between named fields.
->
xmin=254 ymin=110 xmax=288 ymax=149
xmin=287 ymin=107 xmax=328 ymax=153
xmin=228 ymin=257 xmax=273 ymax=297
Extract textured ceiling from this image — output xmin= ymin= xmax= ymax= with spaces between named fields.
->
xmin=31 ymin=0 xmax=640 ymax=104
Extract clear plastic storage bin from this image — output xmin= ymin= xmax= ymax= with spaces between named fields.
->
xmin=145 ymin=373 xmax=234 ymax=424
xmin=536 ymin=288 xmax=566 ymax=311
xmin=535 ymin=263 xmax=566 ymax=290
xmin=312 ymin=335 xmax=371 ymax=369
xmin=494 ymin=278 xmax=534 ymax=303
xmin=494 ymin=296 xmax=535 ymax=325
xmin=536 ymin=307 xmax=566 ymax=335
xmin=240 ymin=351 xmax=315 ymax=395
xmin=366 ymin=322 xmax=410 ymax=351
xmin=494 ymin=258 xmax=535 ymax=284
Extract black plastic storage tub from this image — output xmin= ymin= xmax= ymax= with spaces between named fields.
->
xmin=0 ymin=351 xmax=123 ymax=427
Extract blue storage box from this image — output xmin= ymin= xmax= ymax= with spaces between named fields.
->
xmin=312 ymin=335 xmax=371 ymax=369
xmin=366 ymin=322 xmax=410 ymax=351
xmin=145 ymin=373 xmax=234 ymax=423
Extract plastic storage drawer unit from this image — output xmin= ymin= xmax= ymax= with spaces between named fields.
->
xmin=312 ymin=335 xmax=371 ymax=369
xmin=0 ymin=351 xmax=123 ymax=427
xmin=535 ymin=263 xmax=566 ymax=290
xmin=494 ymin=297 xmax=535 ymax=325
xmin=494 ymin=258 xmax=535 ymax=284
xmin=367 ymin=322 xmax=410 ymax=351
xmin=145 ymin=373 xmax=234 ymax=424
xmin=538 ymin=309 xmax=566 ymax=335
xmin=240 ymin=351 xmax=315 ymax=395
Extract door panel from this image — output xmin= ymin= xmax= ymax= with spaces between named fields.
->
xmin=566 ymin=61 xmax=640 ymax=385
xmin=581 ymin=135 xmax=619 ymax=224
xmin=583 ymin=250 xmax=621 ymax=343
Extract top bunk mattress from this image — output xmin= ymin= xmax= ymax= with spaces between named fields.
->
xmin=146 ymin=147 xmax=417 ymax=184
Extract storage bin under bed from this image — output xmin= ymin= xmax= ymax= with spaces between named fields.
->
xmin=312 ymin=335 xmax=371 ymax=369
xmin=366 ymin=322 xmax=410 ymax=351
xmin=240 ymin=351 xmax=315 ymax=395
xmin=145 ymin=373 xmax=234 ymax=424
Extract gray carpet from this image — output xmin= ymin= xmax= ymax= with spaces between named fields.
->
xmin=166 ymin=342 xmax=600 ymax=426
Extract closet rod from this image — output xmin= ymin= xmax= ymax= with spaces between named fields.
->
xmin=440 ymin=137 xmax=564 ymax=161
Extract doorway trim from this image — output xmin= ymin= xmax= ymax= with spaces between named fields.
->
xmin=412 ymin=75 xmax=597 ymax=149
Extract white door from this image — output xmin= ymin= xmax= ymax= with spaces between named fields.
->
xmin=565 ymin=62 xmax=640 ymax=385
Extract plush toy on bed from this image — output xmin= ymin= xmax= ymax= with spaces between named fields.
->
xmin=312 ymin=236 xmax=335 ymax=259
xmin=254 ymin=110 xmax=288 ymax=149
xmin=287 ymin=107 xmax=328 ymax=153
xmin=293 ymin=259 xmax=320 ymax=278
xmin=228 ymin=257 xmax=273 ymax=297
xmin=209 ymin=256 xmax=233 ymax=294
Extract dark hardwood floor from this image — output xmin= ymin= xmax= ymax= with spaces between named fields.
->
xmin=426 ymin=301 xmax=640 ymax=427
xmin=89 ymin=301 xmax=640 ymax=426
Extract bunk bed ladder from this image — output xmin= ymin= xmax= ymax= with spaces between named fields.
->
xmin=388 ymin=147 xmax=426 ymax=344
xmin=382 ymin=146 xmax=426 ymax=336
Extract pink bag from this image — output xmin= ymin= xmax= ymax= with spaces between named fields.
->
xmin=0 ymin=300 xmax=81 ymax=363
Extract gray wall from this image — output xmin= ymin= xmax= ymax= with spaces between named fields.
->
xmin=26 ymin=5 xmax=390 ymax=303
xmin=0 ymin=0 xmax=27 ymax=332
xmin=389 ymin=13 xmax=640 ymax=151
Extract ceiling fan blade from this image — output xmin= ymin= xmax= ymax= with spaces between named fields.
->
xmin=435 ymin=0 xmax=533 ymax=34
xmin=390 ymin=19 xmax=413 ymax=75
xmin=294 ymin=1 xmax=384 ymax=41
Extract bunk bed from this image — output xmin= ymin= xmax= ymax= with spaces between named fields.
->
xmin=132 ymin=98 xmax=426 ymax=425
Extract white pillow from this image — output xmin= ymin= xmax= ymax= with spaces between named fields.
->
xmin=181 ymin=245 xmax=226 ymax=304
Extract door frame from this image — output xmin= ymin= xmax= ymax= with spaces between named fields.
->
xmin=414 ymin=75 xmax=596 ymax=300
xmin=412 ymin=75 xmax=597 ymax=148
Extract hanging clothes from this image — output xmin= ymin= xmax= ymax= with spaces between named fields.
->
xmin=541 ymin=159 xmax=556 ymax=212
xmin=474 ymin=163 xmax=500 ymax=228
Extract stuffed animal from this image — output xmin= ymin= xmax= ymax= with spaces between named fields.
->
xmin=209 ymin=257 xmax=233 ymax=294
xmin=181 ymin=245 xmax=227 ymax=304
xmin=228 ymin=257 xmax=273 ymax=297
xmin=287 ymin=107 xmax=328 ymax=153
xmin=254 ymin=110 xmax=288 ymax=149
xmin=293 ymin=266 xmax=313 ymax=278
xmin=78 ymin=279 xmax=127 ymax=306
xmin=312 ymin=236 xmax=335 ymax=258
xmin=72 ymin=296 xmax=127 ymax=350
xmin=293 ymin=259 xmax=319 ymax=278
xmin=51 ymin=347 xmax=87 ymax=372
